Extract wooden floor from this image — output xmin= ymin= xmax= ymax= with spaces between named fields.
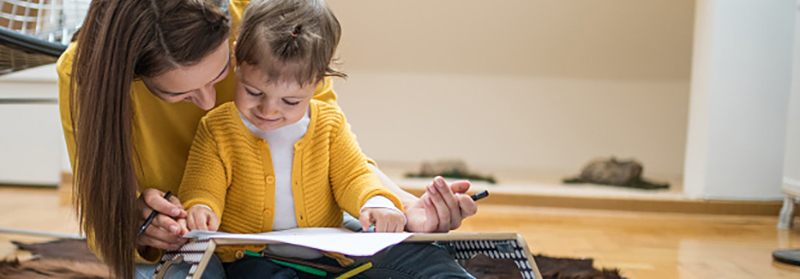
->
xmin=1 ymin=186 xmax=800 ymax=279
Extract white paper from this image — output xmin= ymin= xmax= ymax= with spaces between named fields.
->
xmin=182 ymin=227 xmax=412 ymax=256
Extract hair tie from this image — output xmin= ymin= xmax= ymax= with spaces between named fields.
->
xmin=291 ymin=26 xmax=301 ymax=38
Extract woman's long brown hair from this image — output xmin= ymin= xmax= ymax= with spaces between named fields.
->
xmin=69 ymin=0 xmax=229 ymax=277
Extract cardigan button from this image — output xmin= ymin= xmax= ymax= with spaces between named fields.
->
xmin=235 ymin=250 xmax=244 ymax=259
xmin=257 ymin=140 xmax=265 ymax=148
xmin=263 ymin=208 xmax=272 ymax=217
xmin=266 ymin=175 xmax=275 ymax=184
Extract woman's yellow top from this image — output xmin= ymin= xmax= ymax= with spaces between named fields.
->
xmin=179 ymin=101 xmax=402 ymax=262
xmin=56 ymin=0 xmax=337 ymax=262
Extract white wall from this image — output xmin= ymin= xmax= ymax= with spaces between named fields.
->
xmin=329 ymin=0 xmax=694 ymax=181
xmin=5 ymin=1 xmax=792 ymax=202
xmin=783 ymin=0 xmax=800 ymax=196
xmin=685 ymin=0 xmax=795 ymax=200
xmin=0 ymin=1 xmax=697 ymax=185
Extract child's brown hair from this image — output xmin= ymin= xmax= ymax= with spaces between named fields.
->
xmin=235 ymin=0 xmax=346 ymax=86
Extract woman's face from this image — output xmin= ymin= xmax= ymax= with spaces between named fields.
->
xmin=141 ymin=41 xmax=231 ymax=111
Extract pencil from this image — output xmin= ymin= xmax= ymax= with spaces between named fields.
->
xmin=335 ymin=262 xmax=372 ymax=279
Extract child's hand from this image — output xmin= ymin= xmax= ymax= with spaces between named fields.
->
xmin=359 ymin=208 xmax=405 ymax=232
xmin=176 ymin=217 xmax=190 ymax=236
xmin=186 ymin=206 xmax=220 ymax=232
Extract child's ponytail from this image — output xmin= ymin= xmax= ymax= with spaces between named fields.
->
xmin=275 ymin=25 xmax=304 ymax=58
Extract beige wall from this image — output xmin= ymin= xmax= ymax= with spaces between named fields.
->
xmin=328 ymin=0 xmax=695 ymax=182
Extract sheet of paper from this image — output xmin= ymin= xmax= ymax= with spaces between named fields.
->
xmin=182 ymin=227 xmax=412 ymax=256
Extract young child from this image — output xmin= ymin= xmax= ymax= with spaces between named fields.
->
xmin=178 ymin=0 xmax=408 ymax=276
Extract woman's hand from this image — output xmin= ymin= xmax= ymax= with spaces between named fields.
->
xmin=404 ymin=176 xmax=478 ymax=233
xmin=135 ymin=188 xmax=188 ymax=251
xmin=186 ymin=206 xmax=220 ymax=232
xmin=359 ymin=208 xmax=405 ymax=232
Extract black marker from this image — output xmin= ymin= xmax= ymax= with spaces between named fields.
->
xmin=470 ymin=190 xmax=489 ymax=201
xmin=137 ymin=191 xmax=173 ymax=236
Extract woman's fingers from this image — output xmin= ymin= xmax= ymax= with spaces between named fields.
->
xmin=134 ymin=189 xmax=190 ymax=251
xmin=150 ymin=214 xmax=182 ymax=235
xmin=449 ymin=180 xmax=471 ymax=194
xmin=422 ymin=195 xmax=440 ymax=232
xmin=167 ymin=195 xmax=187 ymax=218
xmin=176 ymin=218 xmax=189 ymax=236
xmin=425 ymin=185 xmax=449 ymax=231
xmin=457 ymin=192 xmax=478 ymax=217
xmin=136 ymin=213 xmax=186 ymax=249
xmin=137 ymin=235 xmax=183 ymax=251
xmin=434 ymin=176 xmax=462 ymax=229
xmin=136 ymin=223 xmax=186 ymax=250
xmin=422 ymin=177 xmax=479 ymax=231
xmin=138 ymin=189 xmax=185 ymax=219
xmin=426 ymin=178 xmax=454 ymax=231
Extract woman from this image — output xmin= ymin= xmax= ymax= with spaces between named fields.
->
xmin=57 ymin=0 xmax=477 ymax=278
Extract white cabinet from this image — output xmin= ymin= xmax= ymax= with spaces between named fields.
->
xmin=0 ymin=64 xmax=64 ymax=186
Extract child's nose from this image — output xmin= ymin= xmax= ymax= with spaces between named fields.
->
xmin=259 ymin=102 xmax=277 ymax=116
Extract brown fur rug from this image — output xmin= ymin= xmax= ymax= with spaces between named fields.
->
xmin=0 ymin=257 xmax=108 ymax=279
xmin=1 ymin=240 xmax=107 ymax=278
xmin=0 ymin=240 xmax=623 ymax=279
xmin=532 ymin=254 xmax=622 ymax=279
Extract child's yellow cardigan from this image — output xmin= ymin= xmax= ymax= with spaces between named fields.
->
xmin=179 ymin=101 xmax=402 ymax=262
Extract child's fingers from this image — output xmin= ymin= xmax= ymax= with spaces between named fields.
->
xmin=186 ymin=213 xmax=197 ymax=231
xmin=208 ymin=212 xmax=220 ymax=232
xmin=373 ymin=211 xmax=404 ymax=232
xmin=376 ymin=218 xmax=402 ymax=232
xmin=195 ymin=213 xmax=209 ymax=231
xmin=189 ymin=212 xmax=203 ymax=231
xmin=375 ymin=218 xmax=387 ymax=232
xmin=358 ymin=211 xmax=373 ymax=232
xmin=393 ymin=217 xmax=404 ymax=232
